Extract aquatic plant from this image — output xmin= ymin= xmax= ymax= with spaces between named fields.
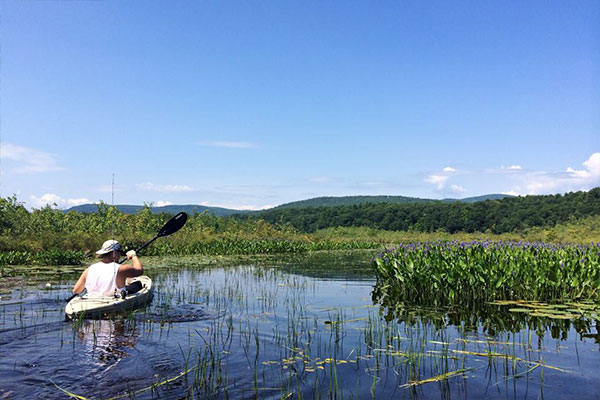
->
xmin=373 ymin=241 xmax=600 ymax=303
xmin=0 ymin=249 xmax=83 ymax=266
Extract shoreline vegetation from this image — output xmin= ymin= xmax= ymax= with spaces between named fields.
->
xmin=0 ymin=191 xmax=599 ymax=267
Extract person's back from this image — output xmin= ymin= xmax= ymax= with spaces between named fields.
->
xmin=85 ymin=260 xmax=120 ymax=297
xmin=72 ymin=239 xmax=143 ymax=297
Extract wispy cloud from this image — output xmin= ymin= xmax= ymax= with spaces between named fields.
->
xmin=29 ymin=193 xmax=89 ymax=209
xmin=425 ymin=154 xmax=600 ymax=197
xmin=425 ymin=174 xmax=450 ymax=189
xmin=155 ymin=200 xmax=173 ymax=207
xmin=198 ymin=141 xmax=258 ymax=149
xmin=425 ymin=166 xmax=457 ymax=190
xmin=136 ymin=182 xmax=194 ymax=192
xmin=450 ymin=184 xmax=467 ymax=195
xmin=504 ymin=152 xmax=600 ymax=195
xmin=308 ymin=177 xmax=332 ymax=183
xmin=1 ymin=143 xmax=63 ymax=173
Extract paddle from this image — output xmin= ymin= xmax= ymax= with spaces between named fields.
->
xmin=118 ymin=211 xmax=188 ymax=264
xmin=66 ymin=212 xmax=188 ymax=302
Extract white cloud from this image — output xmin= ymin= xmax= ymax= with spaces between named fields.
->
xmin=517 ymin=152 xmax=600 ymax=195
xmin=425 ymin=167 xmax=457 ymax=190
xmin=29 ymin=193 xmax=90 ymax=209
xmin=524 ymin=179 xmax=563 ymax=194
xmin=136 ymin=182 xmax=193 ymax=192
xmin=425 ymin=174 xmax=450 ymax=189
xmin=0 ymin=143 xmax=62 ymax=173
xmin=155 ymin=201 xmax=173 ymax=207
xmin=66 ymin=198 xmax=91 ymax=206
xmin=584 ymin=152 xmax=600 ymax=173
xmin=457 ymin=153 xmax=600 ymax=196
xmin=198 ymin=141 xmax=257 ymax=149
xmin=30 ymin=193 xmax=62 ymax=207
xmin=566 ymin=153 xmax=600 ymax=179
xmin=566 ymin=167 xmax=588 ymax=178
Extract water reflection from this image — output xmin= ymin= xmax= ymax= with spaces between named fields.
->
xmin=75 ymin=319 xmax=139 ymax=365
xmin=372 ymin=280 xmax=600 ymax=344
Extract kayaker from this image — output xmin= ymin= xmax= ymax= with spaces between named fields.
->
xmin=72 ymin=239 xmax=142 ymax=297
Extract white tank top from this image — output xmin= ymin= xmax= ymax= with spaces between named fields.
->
xmin=85 ymin=261 xmax=120 ymax=296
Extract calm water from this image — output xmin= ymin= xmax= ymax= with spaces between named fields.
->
xmin=0 ymin=252 xmax=598 ymax=399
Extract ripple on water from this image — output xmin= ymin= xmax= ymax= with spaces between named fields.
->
xmin=141 ymin=303 xmax=214 ymax=323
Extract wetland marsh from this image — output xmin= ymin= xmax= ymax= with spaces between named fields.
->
xmin=0 ymin=250 xmax=599 ymax=399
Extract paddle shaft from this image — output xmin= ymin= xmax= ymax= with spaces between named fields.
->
xmin=66 ymin=292 xmax=80 ymax=303
xmin=118 ymin=234 xmax=159 ymax=264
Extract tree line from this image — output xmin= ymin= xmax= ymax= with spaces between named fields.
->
xmin=239 ymin=188 xmax=600 ymax=234
xmin=0 ymin=196 xmax=380 ymax=264
xmin=1 ymin=188 xmax=598 ymax=256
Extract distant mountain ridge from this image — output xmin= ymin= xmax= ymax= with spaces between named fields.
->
xmin=66 ymin=194 xmax=514 ymax=215
xmin=66 ymin=204 xmax=251 ymax=217
xmin=272 ymin=195 xmax=432 ymax=209
xmin=442 ymin=194 xmax=511 ymax=203
xmin=273 ymin=194 xmax=512 ymax=209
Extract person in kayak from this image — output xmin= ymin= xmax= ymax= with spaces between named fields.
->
xmin=72 ymin=239 xmax=143 ymax=297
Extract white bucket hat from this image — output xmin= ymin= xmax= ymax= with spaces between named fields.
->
xmin=96 ymin=239 xmax=123 ymax=255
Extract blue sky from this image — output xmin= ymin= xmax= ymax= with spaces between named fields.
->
xmin=0 ymin=1 xmax=599 ymax=210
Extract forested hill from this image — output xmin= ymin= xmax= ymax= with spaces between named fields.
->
xmin=66 ymin=194 xmax=512 ymax=215
xmin=273 ymin=195 xmax=432 ymax=208
xmin=274 ymin=194 xmax=511 ymax=209
xmin=242 ymin=188 xmax=600 ymax=234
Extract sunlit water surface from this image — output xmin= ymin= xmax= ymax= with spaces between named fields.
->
xmin=0 ymin=252 xmax=598 ymax=399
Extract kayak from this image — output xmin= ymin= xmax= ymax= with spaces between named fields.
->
xmin=65 ymin=276 xmax=153 ymax=320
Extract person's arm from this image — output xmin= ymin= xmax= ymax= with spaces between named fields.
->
xmin=116 ymin=250 xmax=143 ymax=287
xmin=73 ymin=268 xmax=89 ymax=294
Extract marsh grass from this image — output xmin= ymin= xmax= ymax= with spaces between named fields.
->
xmin=89 ymin=263 xmax=573 ymax=399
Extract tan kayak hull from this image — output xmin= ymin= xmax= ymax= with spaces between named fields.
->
xmin=65 ymin=276 xmax=153 ymax=319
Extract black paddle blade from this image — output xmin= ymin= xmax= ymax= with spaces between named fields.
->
xmin=157 ymin=212 xmax=188 ymax=237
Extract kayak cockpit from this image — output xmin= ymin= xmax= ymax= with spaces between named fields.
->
xmin=65 ymin=276 xmax=153 ymax=320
